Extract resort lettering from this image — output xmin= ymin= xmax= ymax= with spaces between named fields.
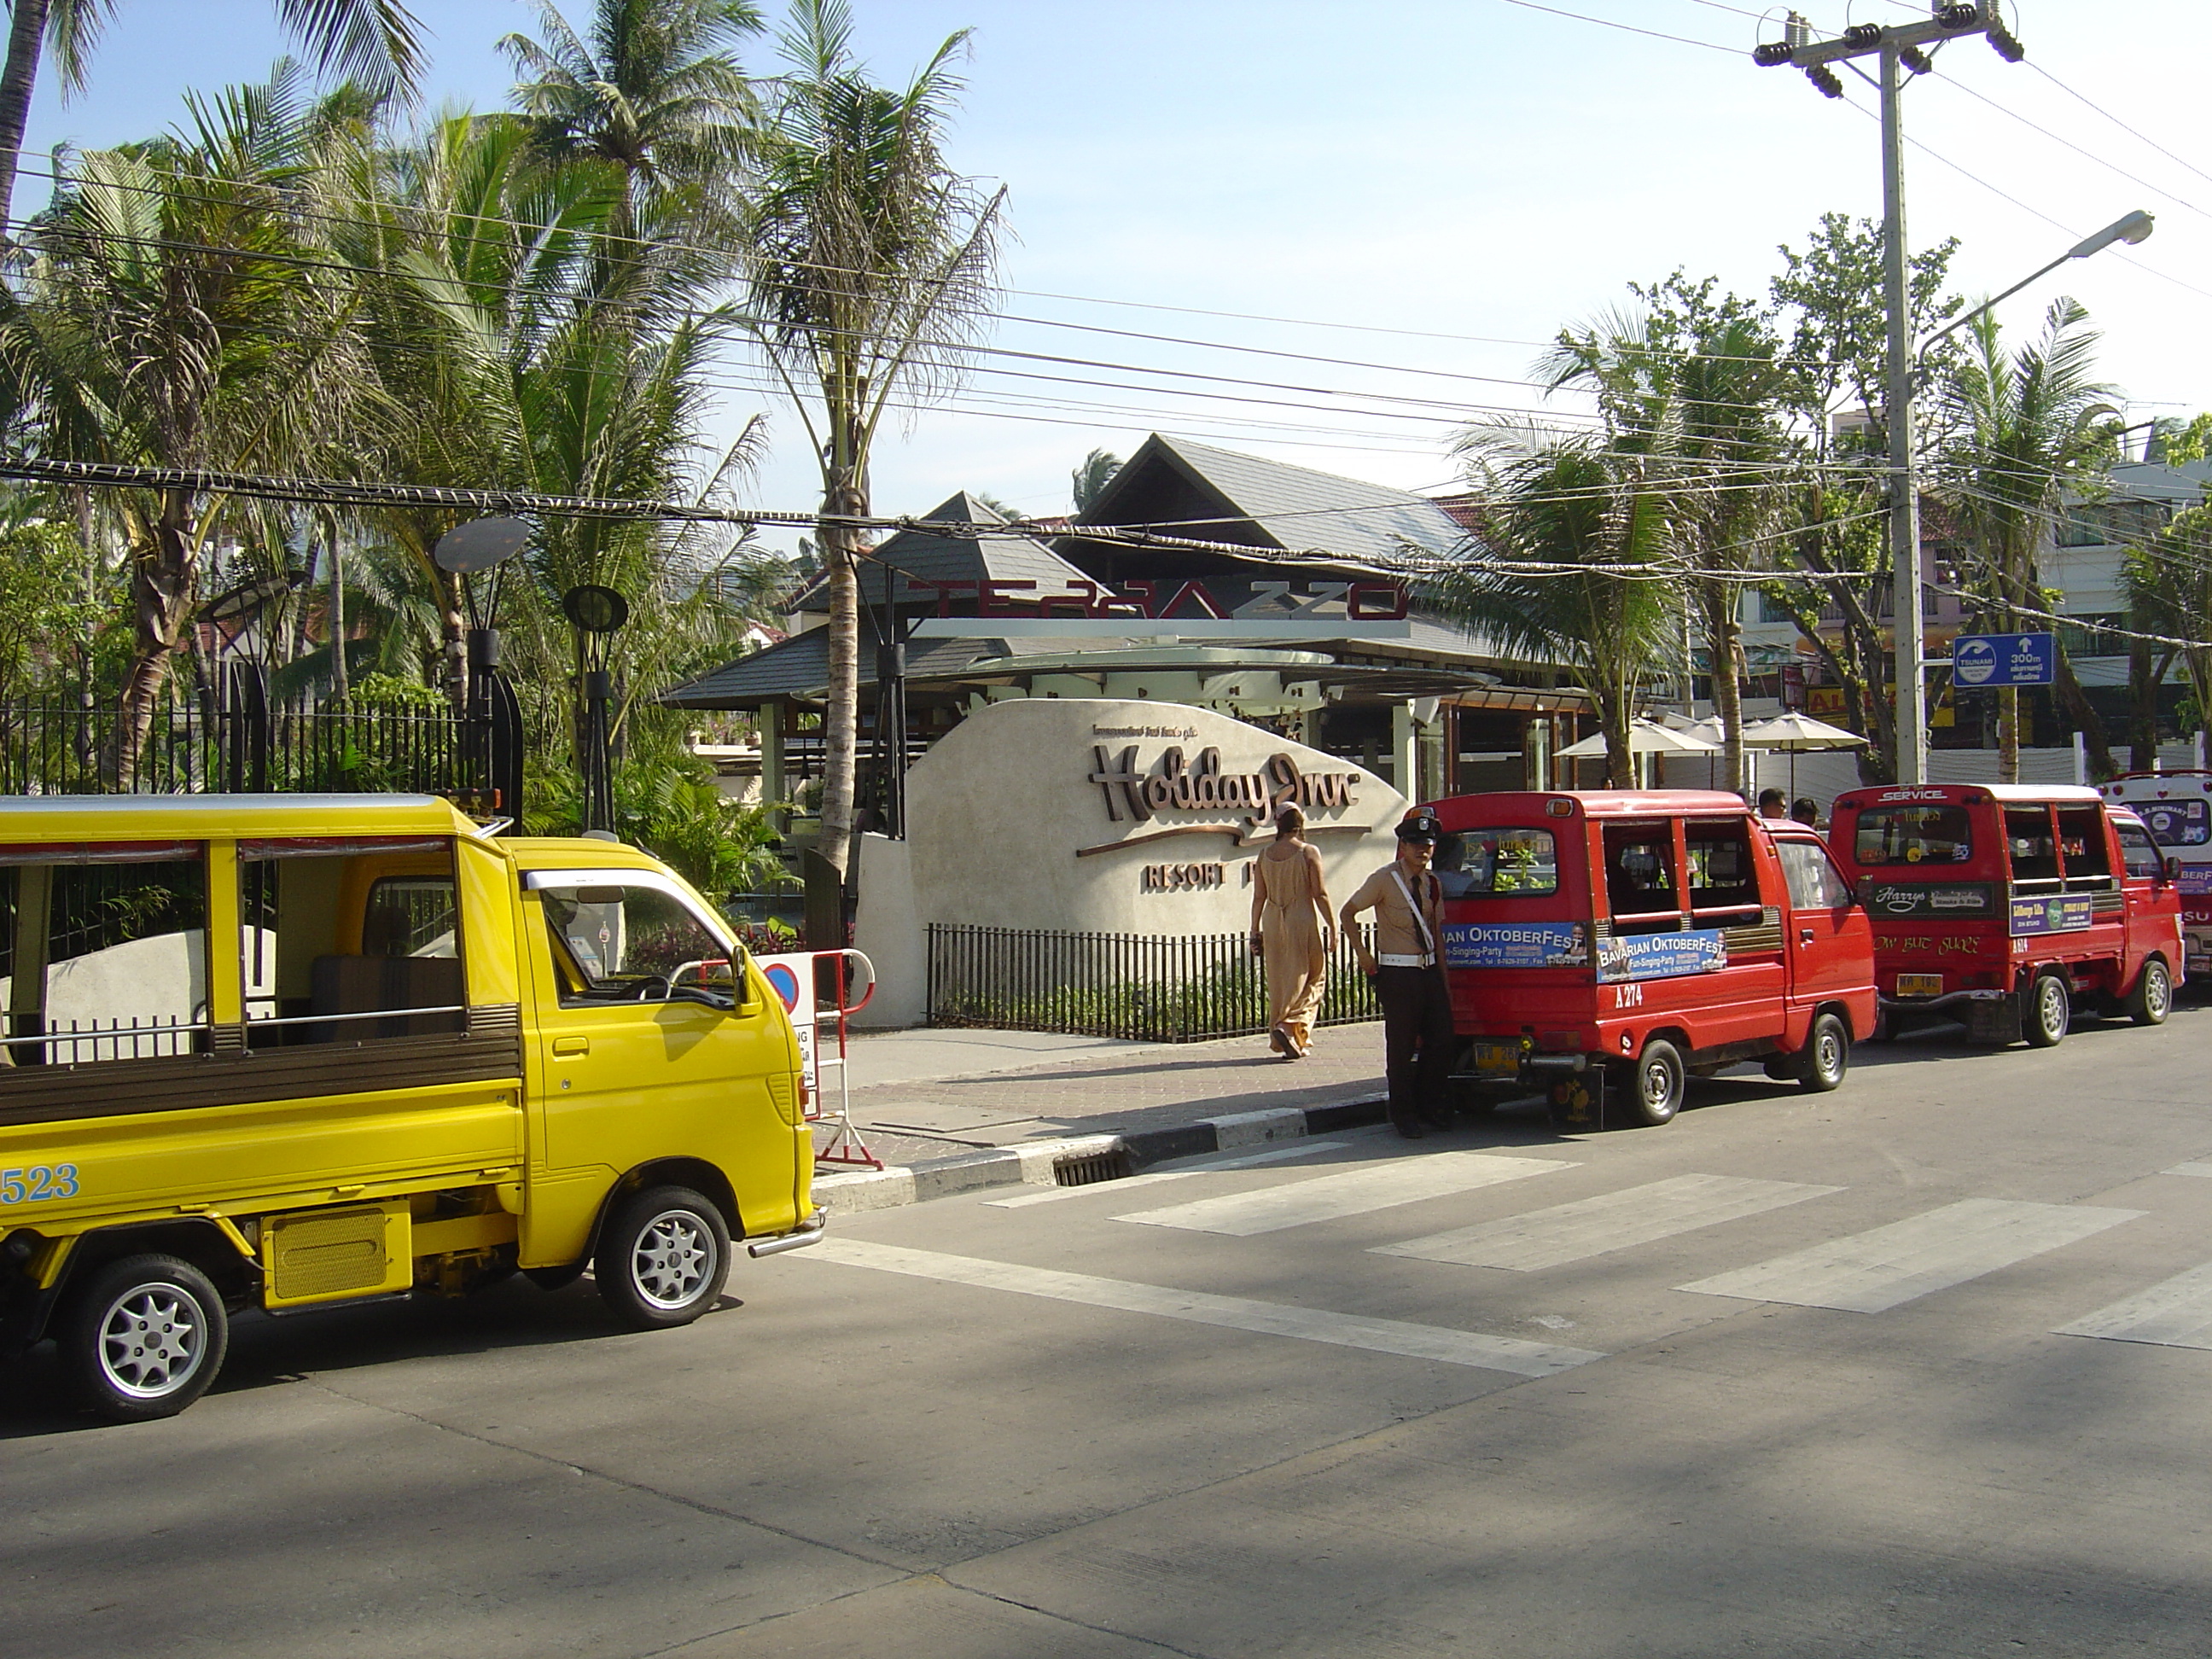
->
xmin=1089 ymin=744 xmax=1361 ymax=826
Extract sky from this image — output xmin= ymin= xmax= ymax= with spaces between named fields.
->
xmin=18 ymin=0 xmax=2212 ymax=562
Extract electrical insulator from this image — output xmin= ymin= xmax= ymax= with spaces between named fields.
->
xmin=1933 ymin=3 xmax=1977 ymax=26
xmin=1754 ymin=40 xmax=1796 ymax=66
xmin=1806 ymin=62 xmax=1845 ymax=98
xmin=1987 ymin=21 xmax=2025 ymax=61
xmin=1842 ymin=23 xmax=1883 ymax=47
xmin=1785 ymin=10 xmax=1812 ymax=49
xmin=1900 ymin=44 xmax=1934 ymax=73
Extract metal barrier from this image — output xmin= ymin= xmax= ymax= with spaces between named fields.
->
xmin=757 ymin=947 xmax=880 ymax=1171
xmin=924 ymin=923 xmax=1381 ymax=1043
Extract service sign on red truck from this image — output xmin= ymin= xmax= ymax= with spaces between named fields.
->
xmin=1828 ymin=782 xmax=2184 ymax=1046
xmin=1425 ymin=790 xmax=1876 ymax=1130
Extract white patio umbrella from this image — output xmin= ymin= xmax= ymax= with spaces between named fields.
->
xmin=1739 ymin=712 xmax=1867 ymax=797
xmin=1554 ymin=718 xmax=1723 ymax=759
xmin=1557 ymin=718 xmax=1720 ymax=786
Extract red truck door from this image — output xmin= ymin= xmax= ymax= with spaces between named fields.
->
xmin=2114 ymin=814 xmax=2185 ymax=987
xmin=1773 ymin=835 xmax=1862 ymax=1010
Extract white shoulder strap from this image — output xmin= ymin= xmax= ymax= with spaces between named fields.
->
xmin=1388 ymin=867 xmax=1436 ymax=955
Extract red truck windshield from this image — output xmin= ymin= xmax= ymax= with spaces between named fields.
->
xmin=1854 ymin=805 xmax=1973 ymax=867
xmin=1435 ymin=828 xmax=1559 ymax=899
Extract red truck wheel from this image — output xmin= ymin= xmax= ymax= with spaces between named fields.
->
xmin=2127 ymin=957 xmax=2173 ymax=1027
xmin=2023 ymin=973 xmax=2071 ymax=1048
xmin=1615 ymin=1039 xmax=1685 ymax=1127
xmin=1797 ymin=1013 xmax=1849 ymax=1093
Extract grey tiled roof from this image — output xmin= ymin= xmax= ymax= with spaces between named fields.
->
xmin=791 ymin=491 xmax=1089 ymax=609
xmin=660 ymin=617 xmax=1024 ymax=708
xmin=1081 ymin=435 xmax=1470 ymax=569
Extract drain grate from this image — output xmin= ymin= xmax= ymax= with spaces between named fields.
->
xmin=1052 ymin=1148 xmax=1134 ymax=1187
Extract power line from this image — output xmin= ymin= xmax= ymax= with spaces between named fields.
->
xmin=2026 ymin=62 xmax=2212 ymax=194
xmin=1930 ymin=74 xmax=2212 ymax=224
xmin=1493 ymin=0 xmax=1736 ymax=55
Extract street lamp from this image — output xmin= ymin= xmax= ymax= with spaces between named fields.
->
xmin=1895 ymin=209 xmax=2153 ymax=779
xmin=1918 ymin=210 xmax=2154 ymax=362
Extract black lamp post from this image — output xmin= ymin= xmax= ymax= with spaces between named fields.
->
xmin=434 ymin=517 xmax=531 ymax=817
xmin=562 ymin=583 xmax=630 ymax=834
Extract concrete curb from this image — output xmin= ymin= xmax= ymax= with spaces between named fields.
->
xmin=813 ymin=1093 xmax=1390 ymax=1218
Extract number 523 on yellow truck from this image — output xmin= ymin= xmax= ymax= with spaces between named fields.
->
xmin=0 ymin=795 xmax=822 ymax=1422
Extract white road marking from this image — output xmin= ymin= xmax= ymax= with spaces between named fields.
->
xmin=985 ymin=1141 xmax=1350 ymax=1208
xmin=2162 ymin=1161 xmax=2212 ymax=1179
xmin=1677 ymin=1197 xmax=2143 ymax=1313
xmin=1113 ymin=1150 xmax=1576 ymax=1237
xmin=2057 ymin=1260 xmax=2212 ymax=1350
xmin=1372 ymin=1173 xmax=1844 ymax=1272
xmin=806 ymin=1238 xmax=1605 ymax=1377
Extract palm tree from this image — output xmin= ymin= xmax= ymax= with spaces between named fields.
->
xmin=744 ymin=0 xmax=1004 ymax=878
xmin=1072 ymin=446 xmax=1120 ymax=512
xmin=0 ymin=0 xmax=424 ymax=234
xmin=500 ymin=0 xmax=761 ymax=247
xmin=1937 ymin=300 xmax=2118 ymax=783
xmin=0 ymin=66 xmax=370 ymax=779
xmin=1539 ymin=277 xmax=1788 ymax=796
xmin=1431 ymin=439 xmax=1676 ymax=788
xmin=2122 ymin=505 xmax=2212 ymax=765
xmin=348 ymin=107 xmax=761 ymax=805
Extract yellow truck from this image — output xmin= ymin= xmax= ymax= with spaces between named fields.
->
xmin=0 ymin=794 xmax=821 ymax=1422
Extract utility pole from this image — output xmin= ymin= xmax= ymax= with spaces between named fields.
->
xmin=1755 ymin=3 xmax=2024 ymax=785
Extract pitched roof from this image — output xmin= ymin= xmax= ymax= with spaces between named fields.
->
xmin=791 ymin=490 xmax=1089 ymax=609
xmin=1078 ymin=435 xmax=1469 ymax=570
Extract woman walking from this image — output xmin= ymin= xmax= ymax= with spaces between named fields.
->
xmin=1249 ymin=805 xmax=1334 ymax=1058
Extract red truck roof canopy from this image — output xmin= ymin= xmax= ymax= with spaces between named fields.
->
xmin=1428 ymin=789 xmax=1751 ymax=824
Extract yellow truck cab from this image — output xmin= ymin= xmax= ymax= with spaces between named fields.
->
xmin=0 ymin=795 xmax=818 ymax=1421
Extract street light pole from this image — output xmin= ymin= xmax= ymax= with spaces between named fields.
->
xmin=1755 ymin=3 xmax=2024 ymax=784
xmin=1878 ymin=40 xmax=1927 ymax=783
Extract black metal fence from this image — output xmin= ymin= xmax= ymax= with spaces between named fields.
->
xmin=926 ymin=923 xmax=1383 ymax=1043
xmin=0 ymin=662 xmax=521 ymax=808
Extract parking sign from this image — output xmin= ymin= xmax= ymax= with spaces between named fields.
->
xmin=1950 ymin=632 xmax=2055 ymax=688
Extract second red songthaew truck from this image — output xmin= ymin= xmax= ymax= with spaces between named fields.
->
xmin=1826 ymin=782 xmax=2185 ymax=1045
xmin=1427 ymin=790 xmax=1877 ymax=1129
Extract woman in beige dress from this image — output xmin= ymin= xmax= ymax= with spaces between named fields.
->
xmin=1249 ymin=805 xmax=1334 ymax=1058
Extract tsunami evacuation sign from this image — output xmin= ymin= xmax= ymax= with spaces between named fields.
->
xmin=1951 ymin=632 xmax=2055 ymax=689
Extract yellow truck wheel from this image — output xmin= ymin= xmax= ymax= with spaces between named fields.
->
xmin=61 ymin=1254 xmax=230 ymax=1423
xmin=594 ymin=1186 xmax=731 ymax=1330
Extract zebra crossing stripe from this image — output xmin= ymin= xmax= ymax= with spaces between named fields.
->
xmin=804 ymin=1238 xmax=1605 ymax=1377
xmin=1677 ymin=1198 xmax=2143 ymax=1313
xmin=2056 ymin=1260 xmax=2212 ymax=1350
xmin=1113 ymin=1150 xmax=1575 ymax=1237
xmin=1373 ymin=1173 xmax=1843 ymax=1272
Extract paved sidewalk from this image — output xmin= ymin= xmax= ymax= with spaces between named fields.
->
xmin=815 ymin=1022 xmax=1389 ymax=1173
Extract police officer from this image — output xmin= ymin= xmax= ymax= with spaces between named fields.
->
xmin=1341 ymin=810 xmax=1457 ymax=1138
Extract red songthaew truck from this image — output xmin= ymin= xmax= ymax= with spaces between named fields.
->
xmin=1429 ymin=790 xmax=1877 ymax=1129
xmin=1826 ymin=782 xmax=2185 ymax=1045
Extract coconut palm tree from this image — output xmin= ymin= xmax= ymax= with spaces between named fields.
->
xmin=0 ymin=0 xmax=424 ymax=234
xmin=743 ymin=0 xmax=1003 ymax=877
xmin=1937 ymin=299 xmax=2118 ymax=783
xmin=500 ymin=0 xmax=761 ymax=248
xmin=1539 ymin=277 xmax=1789 ymax=796
xmin=0 ymin=65 xmax=370 ymax=780
xmin=1431 ymin=438 xmax=1676 ymax=788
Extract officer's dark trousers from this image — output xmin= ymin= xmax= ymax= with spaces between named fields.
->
xmin=1376 ymin=964 xmax=1457 ymax=1129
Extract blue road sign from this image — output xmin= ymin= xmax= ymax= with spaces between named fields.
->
xmin=1950 ymin=632 xmax=2055 ymax=688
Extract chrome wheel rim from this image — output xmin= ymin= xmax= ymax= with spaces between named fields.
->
xmin=1816 ymin=1028 xmax=1843 ymax=1080
xmin=2146 ymin=964 xmax=2171 ymax=1020
xmin=631 ymin=1210 xmax=716 ymax=1310
xmin=1642 ymin=1057 xmax=1676 ymax=1112
xmin=2038 ymin=980 xmax=2067 ymax=1036
xmin=97 ymin=1284 xmax=207 ymax=1400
